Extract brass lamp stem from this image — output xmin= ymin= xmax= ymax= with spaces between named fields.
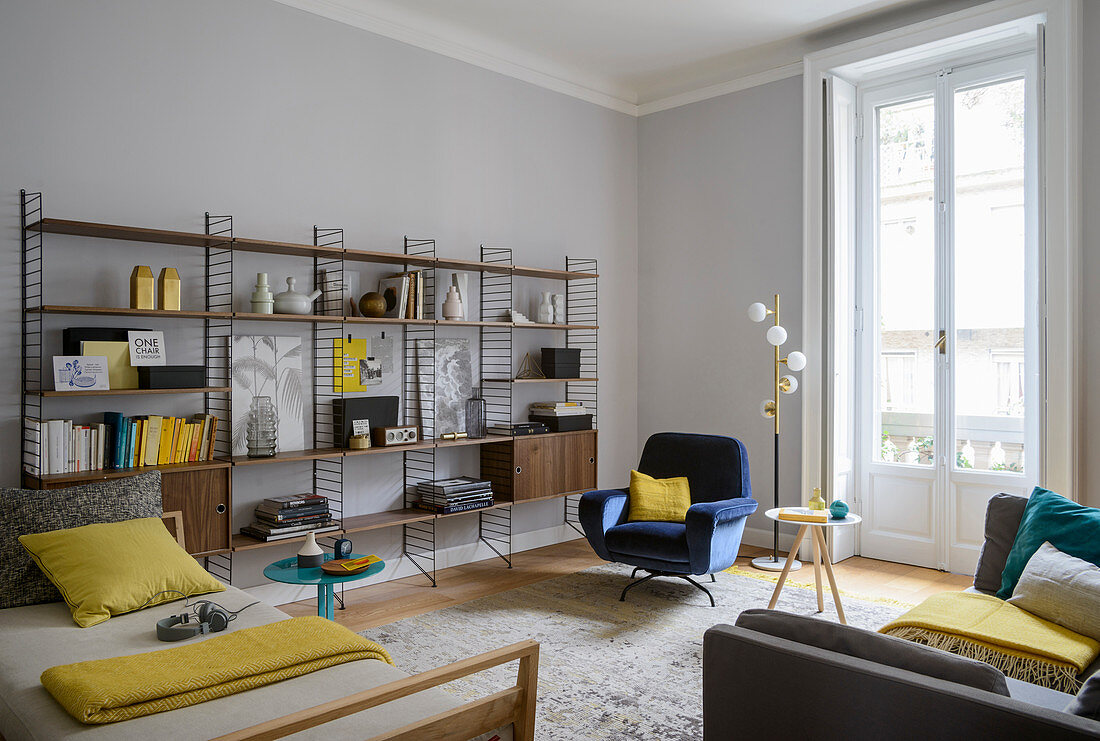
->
xmin=773 ymin=293 xmax=780 ymax=435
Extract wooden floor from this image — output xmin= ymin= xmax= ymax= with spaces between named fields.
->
xmin=283 ymin=538 xmax=972 ymax=633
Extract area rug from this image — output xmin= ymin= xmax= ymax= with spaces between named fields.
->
xmin=366 ymin=562 xmax=908 ymax=740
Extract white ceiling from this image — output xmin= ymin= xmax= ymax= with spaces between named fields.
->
xmin=273 ymin=0 xmax=940 ymax=114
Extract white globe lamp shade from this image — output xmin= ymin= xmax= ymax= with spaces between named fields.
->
xmin=786 ymin=350 xmax=807 ymax=372
xmin=765 ymin=325 xmax=787 ymax=346
xmin=779 ymin=375 xmax=798 ymax=394
xmin=760 ymin=399 xmax=776 ymax=419
xmin=747 ymin=302 xmax=768 ymax=323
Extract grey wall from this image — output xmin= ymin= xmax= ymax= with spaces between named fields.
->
xmin=1081 ymin=3 xmax=1100 ymax=510
xmin=0 ymin=0 xmax=638 ymax=588
xmin=637 ymin=76 xmax=804 ymax=545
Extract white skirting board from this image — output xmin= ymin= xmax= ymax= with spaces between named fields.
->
xmin=244 ymin=523 xmax=585 ymax=607
xmin=741 ymin=525 xmax=804 ymax=554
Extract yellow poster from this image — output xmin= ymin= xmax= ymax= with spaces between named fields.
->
xmin=333 ymin=338 xmax=369 ymax=393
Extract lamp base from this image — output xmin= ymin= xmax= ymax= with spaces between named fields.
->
xmin=750 ymin=555 xmax=802 ymax=572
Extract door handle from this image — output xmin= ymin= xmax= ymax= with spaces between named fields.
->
xmin=934 ymin=330 xmax=946 ymax=355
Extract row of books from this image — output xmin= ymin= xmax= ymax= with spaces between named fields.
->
xmin=389 ymin=270 xmax=425 ymax=320
xmin=24 ymin=413 xmax=219 ymax=476
xmin=529 ymin=401 xmax=589 ymax=417
xmin=240 ymin=494 xmax=339 ymax=542
xmin=414 ymin=476 xmax=494 ymax=514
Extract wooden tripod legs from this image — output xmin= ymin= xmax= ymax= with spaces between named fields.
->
xmin=766 ymin=524 xmax=847 ymax=624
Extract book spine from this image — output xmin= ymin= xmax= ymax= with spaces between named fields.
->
xmin=263 ymin=496 xmax=329 ymax=508
xmin=414 ymin=500 xmax=494 ymax=514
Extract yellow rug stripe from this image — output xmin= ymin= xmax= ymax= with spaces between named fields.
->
xmin=41 ymin=616 xmax=393 ymax=724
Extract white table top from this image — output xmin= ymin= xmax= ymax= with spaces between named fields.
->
xmin=764 ymin=507 xmax=862 ymax=527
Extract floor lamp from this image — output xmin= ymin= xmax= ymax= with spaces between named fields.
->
xmin=747 ymin=294 xmax=806 ymax=572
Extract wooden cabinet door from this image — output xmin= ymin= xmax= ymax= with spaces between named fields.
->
xmin=511 ymin=431 xmax=597 ymax=501
xmin=512 ymin=435 xmax=549 ymax=501
xmin=561 ymin=431 xmax=597 ymax=494
xmin=161 ymin=468 xmax=230 ymax=555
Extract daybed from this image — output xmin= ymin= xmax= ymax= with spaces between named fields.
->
xmin=0 ymin=512 xmax=537 ymax=741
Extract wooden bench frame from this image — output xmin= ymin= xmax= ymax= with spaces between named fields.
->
xmin=213 ymin=639 xmax=539 ymax=741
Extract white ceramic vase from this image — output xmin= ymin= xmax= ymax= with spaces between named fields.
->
xmin=297 ymin=532 xmax=324 ymax=568
xmin=537 ymin=292 xmax=554 ymax=324
xmin=251 ymin=272 xmax=274 ymax=314
xmin=552 ymin=294 xmax=566 ymax=324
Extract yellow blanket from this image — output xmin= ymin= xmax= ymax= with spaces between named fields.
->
xmin=880 ymin=592 xmax=1098 ymax=692
xmin=41 ymin=616 xmax=394 ymax=724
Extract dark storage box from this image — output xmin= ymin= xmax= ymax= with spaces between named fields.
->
xmin=543 ymin=363 xmax=581 ymax=379
xmin=63 ymin=327 xmax=150 ymax=356
xmin=541 ymin=347 xmax=581 ymax=363
xmin=333 ymin=396 xmax=400 ymax=447
xmin=528 ymin=413 xmax=593 ymax=432
xmin=138 ymin=365 xmax=205 ymax=389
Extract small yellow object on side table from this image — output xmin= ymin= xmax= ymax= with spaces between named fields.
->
xmin=764 ymin=506 xmax=862 ymax=624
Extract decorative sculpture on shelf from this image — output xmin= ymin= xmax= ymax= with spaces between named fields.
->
xmin=130 ymin=266 xmax=154 ymax=310
xmin=747 ymin=293 xmax=808 ymax=572
xmin=516 ymin=352 xmax=545 ymax=379
xmin=158 ymin=267 xmax=180 ymax=311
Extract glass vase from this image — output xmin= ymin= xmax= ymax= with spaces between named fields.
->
xmin=465 ymin=388 xmax=486 ymax=439
xmin=246 ymin=396 xmax=278 ymax=457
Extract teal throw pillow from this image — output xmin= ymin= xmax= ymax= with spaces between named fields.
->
xmin=997 ymin=487 xmax=1100 ymax=599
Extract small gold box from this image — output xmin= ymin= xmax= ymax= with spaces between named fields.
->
xmin=158 ymin=267 xmax=180 ymax=311
xmin=130 ymin=266 xmax=155 ymax=310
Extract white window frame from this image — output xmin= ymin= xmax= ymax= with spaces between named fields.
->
xmin=803 ymin=0 xmax=1082 ymax=518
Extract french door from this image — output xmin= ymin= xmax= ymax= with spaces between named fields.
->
xmin=856 ymin=53 xmax=1039 ymax=572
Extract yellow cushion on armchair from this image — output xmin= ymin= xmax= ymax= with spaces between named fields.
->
xmin=628 ymin=470 xmax=692 ymax=523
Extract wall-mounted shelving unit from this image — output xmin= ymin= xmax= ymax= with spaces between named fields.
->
xmin=19 ymin=190 xmax=598 ymax=593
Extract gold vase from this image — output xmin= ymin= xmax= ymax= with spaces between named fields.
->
xmin=130 ymin=266 xmax=154 ymax=310
xmin=808 ymin=487 xmax=826 ymax=511
xmin=158 ymin=267 xmax=180 ymax=311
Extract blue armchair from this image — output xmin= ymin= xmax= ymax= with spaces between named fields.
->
xmin=579 ymin=432 xmax=757 ymax=606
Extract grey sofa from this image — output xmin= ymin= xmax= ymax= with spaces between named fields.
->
xmin=702 ymin=493 xmax=1100 ymax=739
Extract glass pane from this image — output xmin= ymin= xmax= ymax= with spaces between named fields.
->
xmin=953 ymin=78 xmax=1027 ymax=473
xmin=875 ymin=96 xmax=936 ymax=465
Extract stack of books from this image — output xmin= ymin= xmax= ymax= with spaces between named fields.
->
xmin=487 ymin=421 xmax=549 ymax=436
xmin=528 ymin=402 xmax=592 ymax=432
xmin=23 ymin=412 xmax=219 ymax=476
xmin=240 ymin=494 xmax=339 ymax=542
xmin=415 ymin=476 xmax=494 ymax=514
xmin=776 ymin=507 xmax=828 ymax=523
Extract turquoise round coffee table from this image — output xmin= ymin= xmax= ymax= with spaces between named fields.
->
xmin=263 ymin=553 xmax=384 ymax=620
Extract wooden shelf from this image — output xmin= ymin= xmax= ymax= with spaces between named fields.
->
xmin=233 ymin=311 xmax=343 ymax=324
xmin=343 ymin=248 xmax=436 ymax=269
xmin=432 ymin=434 xmax=513 ymax=449
xmin=513 ymin=322 xmax=597 ymax=331
xmin=434 ymin=501 xmax=513 ymax=518
xmin=432 ymin=256 xmax=512 ymax=274
xmin=343 ymin=316 xmax=435 ymax=326
xmin=340 ymin=508 xmax=435 ymax=534
xmin=34 ymin=386 xmax=230 ymax=397
xmin=29 ymin=305 xmax=233 ymax=320
xmin=231 ymin=448 xmax=343 ymax=466
xmin=344 ymin=441 xmax=437 ymax=457
xmin=232 ymin=237 xmax=343 ymax=260
xmin=231 ymin=531 xmax=340 ymax=552
xmin=510 ymin=265 xmax=598 ymax=281
xmin=25 ymin=458 xmax=232 ymax=485
xmin=437 ymin=320 xmax=511 ymax=328
xmin=27 ymin=219 xmax=226 ymax=247
xmin=482 ymin=377 xmax=598 ymax=384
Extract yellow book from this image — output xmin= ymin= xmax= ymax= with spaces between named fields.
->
xmin=194 ymin=414 xmax=211 ymax=461
xmin=80 ymin=341 xmax=138 ymax=390
xmin=135 ymin=420 xmax=146 ymax=468
xmin=173 ymin=423 xmax=189 ymax=464
xmin=777 ymin=507 xmax=828 ymax=523
xmin=169 ymin=418 xmax=182 ymax=463
xmin=157 ymin=417 xmax=174 ymax=465
xmin=144 ymin=415 xmax=162 ymax=467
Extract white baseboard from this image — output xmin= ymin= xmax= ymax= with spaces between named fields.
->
xmin=245 ymin=523 xmax=585 ymax=606
xmin=741 ymin=525 xmax=806 ymax=555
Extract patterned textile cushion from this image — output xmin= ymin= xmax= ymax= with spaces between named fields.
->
xmin=1008 ymin=541 xmax=1100 ymax=642
xmin=0 ymin=471 xmax=162 ymax=609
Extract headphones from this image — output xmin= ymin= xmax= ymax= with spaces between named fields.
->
xmin=150 ymin=591 xmax=258 ymax=642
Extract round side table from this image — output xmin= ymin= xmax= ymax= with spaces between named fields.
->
xmin=763 ymin=508 xmax=862 ymax=624
xmin=263 ymin=553 xmax=384 ymax=621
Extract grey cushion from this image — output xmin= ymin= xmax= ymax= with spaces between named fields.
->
xmin=0 ymin=471 xmax=162 ymax=609
xmin=1008 ymin=541 xmax=1100 ymax=641
xmin=735 ymin=608 xmax=1010 ymax=695
xmin=973 ymin=493 xmax=1028 ymax=594
xmin=1067 ymin=673 xmax=1100 ymax=720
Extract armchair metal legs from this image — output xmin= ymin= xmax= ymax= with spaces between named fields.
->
xmin=618 ymin=569 xmax=717 ymax=607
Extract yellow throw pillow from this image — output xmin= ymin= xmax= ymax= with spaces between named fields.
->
xmin=628 ymin=470 xmax=692 ymax=523
xmin=18 ymin=517 xmax=225 ymax=628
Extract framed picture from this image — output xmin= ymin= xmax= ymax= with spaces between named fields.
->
xmin=52 ymin=356 xmax=110 ymax=391
xmin=359 ymin=357 xmax=382 ymax=386
xmin=378 ymin=276 xmax=409 ymax=319
xmin=231 ymin=336 xmax=306 ymax=456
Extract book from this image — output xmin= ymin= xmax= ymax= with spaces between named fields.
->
xmin=80 ymin=340 xmax=138 ymax=389
xmin=489 ymin=423 xmax=549 ymax=436
xmin=263 ymin=493 xmax=329 ymax=509
xmin=242 ymin=518 xmax=338 ymax=536
xmin=240 ymin=523 xmax=340 ymax=542
xmin=136 ymin=419 xmax=148 ymax=468
xmin=206 ymin=416 xmax=219 ymax=460
xmin=529 ymin=401 xmax=582 ymax=409
xmin=254 ymin=511 xmax=332 ymax=526
xmin=188 ymin=421 xmax=202 ymax=462
xmin=413 ymin=499 xmax=495 ymax=515
xmin=776 ymin=507 xmax=828 ymax=523
xmin=336 ymin=554 xmax=381 ymax=571
xmin=417 ymin=476 xmax=492 ymax=495
xmin=144 ymin=415 xmax=162 ymax=467
xmin=255 ymin=503 xmax=331 ymax=519
xmin=529 ymin=408 xmax=589 ymax=417
xmin=418 ymin=490 xmax=493 ymax=506
xmin=103 ymin=412 xmax=123 ymax=469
